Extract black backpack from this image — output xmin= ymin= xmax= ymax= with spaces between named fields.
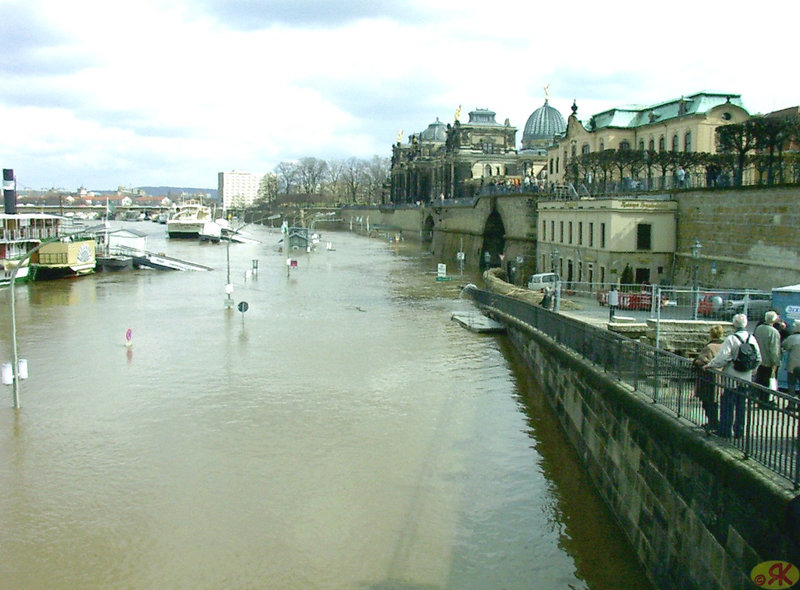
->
xmin=732 ymin=333 xmax=759 ymax=372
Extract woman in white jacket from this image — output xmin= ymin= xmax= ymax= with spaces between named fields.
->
xmin=704 ymin=314 xmax=761 ymax=438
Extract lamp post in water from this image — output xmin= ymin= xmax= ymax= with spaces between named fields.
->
xmin=6 ymin=223 xmax=108 ymax=408
xmin=691 ymin=239 xmax=702 ymax=320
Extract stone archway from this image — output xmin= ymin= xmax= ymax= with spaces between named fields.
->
xmin=422 ymin=215 xmax=434 ymax=245
xmin=480 ymin=208 xmax=505 ymax=270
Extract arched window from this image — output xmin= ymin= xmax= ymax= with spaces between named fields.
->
xmin=639 ymin=140 xmax=645 ymax=151
xmin=649 ymin=139 xmax=655 ymax=151
xmin=599 ymin=141 xmax=605 ymax=151
xmin=684 ymin=131 xmax=692 ymax=152
xmin=619 ymin=140 xmax=631 ymax=150
xmin=658 ymin=136 xmax=665 ymax=152
xmin=582 ymin=143 xmax=590 ymax=154
xmin=555 ymin=157 xmax=560 ymax=173
xmin=484 ymin=164 xmax=492 ymax=177
xmin=571 ymin=144 xmax=577 ymax=157
xmin=549 ymin=158 xmax=554 ymax=174
xmin=672 ymin=134 xmax=679 ymax=152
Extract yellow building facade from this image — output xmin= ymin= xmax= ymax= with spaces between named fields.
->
xmin=546 ymin=92 xmax=750 ymax=185
xmin=537 ymin=197 xmax=677 ymax=287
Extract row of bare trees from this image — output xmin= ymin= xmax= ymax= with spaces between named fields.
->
xmin=256 ymin=156 xmax=390 ymax=206
xmin=565 ymin=115 xmax=800 ymax=191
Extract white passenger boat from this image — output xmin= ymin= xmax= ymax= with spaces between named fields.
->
xmin=167 ymin=200 xmax=213 ymax=239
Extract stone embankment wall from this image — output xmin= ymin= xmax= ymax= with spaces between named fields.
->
xmin=488 ymin=303 xmax=800 ymax=590
xmin=341 ymin=186 xmax=800 ymax=290
xmin=676 ymin=186 xmax=800 ymax=290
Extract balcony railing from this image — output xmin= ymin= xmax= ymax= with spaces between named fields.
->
xmin=465 ymin=286 xmax=800 ymax=488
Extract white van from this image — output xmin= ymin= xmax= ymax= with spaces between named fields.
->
xmin=527 ymin=272 xmax=559 ymax=290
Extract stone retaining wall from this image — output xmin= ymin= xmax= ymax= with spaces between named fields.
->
xmin=493 ymin=312 xmax=800 ymax=589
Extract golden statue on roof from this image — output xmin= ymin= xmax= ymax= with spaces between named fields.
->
xmin=544 ymin=84 xmax=550 ymax=101
xmin=454 ymin=105 xmax=461 ymax=123
xmin=397 ymin=130 xmax=403 ymax=143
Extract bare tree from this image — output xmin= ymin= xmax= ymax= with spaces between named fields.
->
xmin=716 ymin=119 xmax=758 ymax=186
xmin=275 ymin=161 xmax=299 ymax=195
xmin=297 ymin=157 xmax=328 ymax=194
xmin=342 ymin=157 xmax=366 ymax=204
xmin=364 ymin=155 xmax=389 ymax=204
xmin=325 ymin=159 xmax=346 ymax=200
xmin=257 ymin=173 xmax=278 ymax=203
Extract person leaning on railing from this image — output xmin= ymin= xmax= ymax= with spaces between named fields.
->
xmin=693 ymin=325 xmax=725 ymax=432
xmin=782 ymin=322 xmax=800 ymax=413
xmin=703 ymin=314 xmax=762 ymax=439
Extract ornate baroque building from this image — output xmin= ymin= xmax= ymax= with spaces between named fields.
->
xmin=545 ymin=92 xmax=750 ymax=185
xmin=389 ymin=97 xmax=567 ymax=204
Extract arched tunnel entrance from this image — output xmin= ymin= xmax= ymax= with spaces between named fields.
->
xmin=422 ymin=215 xmax=434 ymax=246
xmin=480 ymin=208 xmax=505 ymax=270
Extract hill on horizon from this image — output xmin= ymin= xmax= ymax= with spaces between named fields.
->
xmin=137 ymin=186 xmax=218 ymax=199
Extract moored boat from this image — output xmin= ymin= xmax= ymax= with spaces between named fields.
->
xmin=32 ymin=237 xmax=96 ymax=279
xmin=167 ymin=200 xmax=213 ymax=239
xmin=199 ymin=221 xmax=222 ymax=243
xmin=1 ymin=212 xmax=63 ymax=286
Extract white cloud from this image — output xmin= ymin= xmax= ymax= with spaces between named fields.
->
xmin=0 ymin=0 xmax=796 ymax=190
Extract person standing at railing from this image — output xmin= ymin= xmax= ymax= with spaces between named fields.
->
xmin=753 ymin=310 xmax=781 ymax=408
xmin=693 ymin=325 xmax=725 ymax=432
xmin=704 ymin=313 xmax=761 ymax=439
xmin=781 ymin=322 xmax=800 ymax=412
xmin=608 ymin=285 xmax=619 ymax=321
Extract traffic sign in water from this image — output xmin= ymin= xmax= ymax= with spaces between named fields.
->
xmin=237 ymin=301 xmax=249 ymax=313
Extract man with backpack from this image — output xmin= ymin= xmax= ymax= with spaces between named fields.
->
xmin=704 ymin=313 xmax=762 ymax=439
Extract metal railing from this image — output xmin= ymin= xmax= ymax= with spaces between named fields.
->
xmin=465 ymin=286 xmax=800 ymax=487
xmin=523 ymin=281 xmax=773 ymax=323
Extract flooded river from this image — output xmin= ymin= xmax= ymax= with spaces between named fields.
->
xmin=0 ymin=223 xmax=651 ymax=589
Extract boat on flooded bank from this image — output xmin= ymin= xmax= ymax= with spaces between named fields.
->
xmin=0 ymin=212 xmax=77 ymax=285
xmin=167 ymin=200 xmax=213 ymax=239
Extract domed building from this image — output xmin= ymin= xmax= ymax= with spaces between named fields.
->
xmin=522 ymin=99 xmax=567 ymax=151
xmin=390 ymin=110 xmax=519 ymax=203
xmin=519 ymin=95 xmax=566 ymax=180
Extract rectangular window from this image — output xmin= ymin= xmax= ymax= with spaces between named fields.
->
xmin=589 ymin=222 xmax=594 ymax=247
xmin=578 ymin=222 xmax=583 ymax=245
xmin=542 ymin=220 xmax=546 ymax=239
xmin=560 ymin=221 xmax=564 ymax=243
xmin=568 ymin=222 xmax=573 ymax=244
xmin=601 ymin=223 xmax=606 ymax=248
xmin=637 ymin=223 xmax=652 ymax=250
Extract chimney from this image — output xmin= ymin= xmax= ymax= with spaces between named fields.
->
xmin=3 ymin=169 xmax=17 ymax=214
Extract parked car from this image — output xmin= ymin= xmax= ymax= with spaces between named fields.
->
xmin=597 ymin=288 xmax=666 ymax=311
xmin=720 ymin=292 xmax=773 ymax=320
xmin=527 ymin=272 xmax=559 ymax=291
xmin=697 ymin=292 xmax=726 ymax=318
xmin=696 ymin=291 xmax=772 ymax=320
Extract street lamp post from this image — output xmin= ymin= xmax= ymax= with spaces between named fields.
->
xmin=691 ymin=239 xmax=702 ymax=320
xmin=7 ymin=223 xmax=107 ymax=408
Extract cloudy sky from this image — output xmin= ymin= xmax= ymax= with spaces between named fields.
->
xmin=1 ymin=0 xmax=796 ymax=191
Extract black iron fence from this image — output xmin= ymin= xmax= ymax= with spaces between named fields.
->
xmin=465 ymin=286 xmax=800 ymax=488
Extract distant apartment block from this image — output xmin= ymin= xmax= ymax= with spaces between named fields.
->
xmin=218 ymin=171 xmax=262 ymax=209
